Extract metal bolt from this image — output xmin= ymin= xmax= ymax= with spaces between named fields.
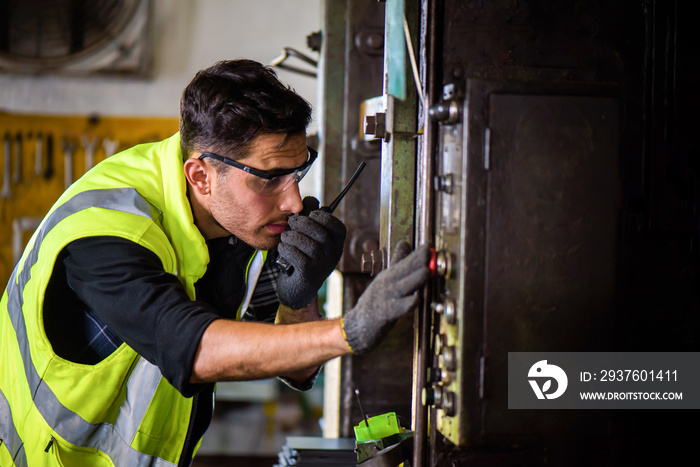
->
xmin=432 ymin=299 xmax=457 ymax=324
xmin=360 ymin=248 xmax=386 ymax=276
xmin=306 ymin=31 xmax=322 ymax=52
xmin=436 ymin=174 xmax=454 ymax=193
xmin=441 ymin=390 xmax=456 ymax=416
xmin=363 ymin=112 xmax=386 ymax=140
xmin=433 ymin=302 xmax=445 ymax=315
xmin=443 ymin=346 xmax=457 ymax=372
xmin=444 ymin=298 xmax=457 ymax=325
xmin=366 ymin=32 xmax=383 ymax=49
xmin=436 ymin=250 xmax=453 ymax=279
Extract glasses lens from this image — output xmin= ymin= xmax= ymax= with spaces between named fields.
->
xmin=246 ymin=152 xmax=315 ymax=196
xmin=246 ymin=173 xmax=290 ymax=196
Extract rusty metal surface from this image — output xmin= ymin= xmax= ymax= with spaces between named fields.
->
xmin=378 ymin=0 xmax=420 ymax=261
xmin=319 ymin=0 xmax=699 ymax=465
xmin=320 ymin=0 xmax=385 ymax=275
xmin=412 ymin=0 xmax=440 ymax=465
xmin=420 ymin=0 xmax=699 ymax=465
xmin=320 ymin=0 xmax=415 ymax=440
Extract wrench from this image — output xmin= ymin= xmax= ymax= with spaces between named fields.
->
xmin=82 ymin=135 xmax=98 ymax=171
xmin=13 ymin=132 xmax=22 ymax=184
xmin=44 ymin=134 xmax=54 ymax=179
xmin=102 ymin=138 xmax=119 ymax=158
xmin=62 ymin=138 xmax=76 ymax=189
xmin=1 ymin=133 xmax=11 ymax=199
xmin=35 ymin=133 xmax=43 ymax=176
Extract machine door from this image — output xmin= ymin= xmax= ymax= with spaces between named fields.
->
xmin=429 ymin=80 xmax=621 ymax=460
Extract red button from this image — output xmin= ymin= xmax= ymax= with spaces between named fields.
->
xmin=429 ymin=247 xmax=437 ymax=277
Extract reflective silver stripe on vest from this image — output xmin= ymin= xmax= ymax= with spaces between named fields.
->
xmin=114 ymin=358 xmax=162 ymax=444
xmin=1 ymin=388 xmax=28 ymax=467
xmin=4 ymin=187 xmax=176 ymax=466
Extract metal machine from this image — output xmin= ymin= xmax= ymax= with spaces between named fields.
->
xmin=316 ymin=0 xmax=698 ymax=465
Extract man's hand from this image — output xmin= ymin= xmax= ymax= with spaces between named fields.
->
xmin=342 ymin=241 xmax=431 ymax=355
xmin=276 ymin=197 xmax=346 ymax=309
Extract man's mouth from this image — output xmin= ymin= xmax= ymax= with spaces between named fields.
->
xmin=266 ymin=222 xmax=288 ymax=235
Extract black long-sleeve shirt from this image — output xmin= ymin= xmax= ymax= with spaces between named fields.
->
xmin=43 ymin=235 xmax=281 ymax=396
xmin=42 ymin=234 xmax=320 ymax=464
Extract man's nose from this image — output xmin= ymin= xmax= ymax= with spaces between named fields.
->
xmin=279 ymin=182 xmax=304 ymax=213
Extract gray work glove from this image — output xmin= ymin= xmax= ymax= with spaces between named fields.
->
xmin=342 ymin=241 xmax=431 ymax=355
xmin=276 ymin=196 xmax=347 ymax=309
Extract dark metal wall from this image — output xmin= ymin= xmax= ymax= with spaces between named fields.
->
xmin=318 ymin=0 xmax=417 ymax=438
xmin=425 ymin=1 xmax=699 ymax=465
xmin=320 ymin=0 xmax=699 ymax=465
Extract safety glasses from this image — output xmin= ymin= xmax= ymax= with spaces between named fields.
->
xmin=199 ymin=146 xmax=317 ymax=196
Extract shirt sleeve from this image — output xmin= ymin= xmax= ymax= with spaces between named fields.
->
xmin=252 ymin=251 xmax=322 ymax=392
xmin=63 ymin=236 xmax=219 ymax=397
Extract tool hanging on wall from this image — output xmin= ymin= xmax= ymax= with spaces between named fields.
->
xmin=62 ymin=138 xmax=76 ymax=189
xmin=45 ymin=134 xmax=54 ymax=180
xmin=35 ymin=133 xmax=43 ymax=176
xmin=82 ymin=135 xmax=98 ymax=171
xmin=1 ymin=133 xmax=11 ymax=200
xmin=12 ymin=217 xmax=42 ymax=266
xmin=269 ymin=47 xmax=318 ymax=78
xmin=103 ymin=138 xmax=119 ymax=158
xmin=13 ymin=132 xmax=22 ymax=184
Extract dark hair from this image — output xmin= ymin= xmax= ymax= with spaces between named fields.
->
xmin=179 ymin=59 xmax=312 ymax=161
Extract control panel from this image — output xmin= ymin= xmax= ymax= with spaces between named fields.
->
xmin=423 ymin=82 xmax=475 ymax=446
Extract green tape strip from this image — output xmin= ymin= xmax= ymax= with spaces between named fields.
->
xmin=386 ymin=0 xmax=406 ymax=100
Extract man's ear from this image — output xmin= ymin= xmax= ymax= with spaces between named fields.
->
xmin=183 ymin=157 xmax=211 ymax=195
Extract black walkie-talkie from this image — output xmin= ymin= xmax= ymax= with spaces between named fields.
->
xmin=276 ymin=161 xmax=367 ymax=275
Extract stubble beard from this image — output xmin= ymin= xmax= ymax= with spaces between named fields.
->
xmin=209 ymin=190 xmax=284 ymax=251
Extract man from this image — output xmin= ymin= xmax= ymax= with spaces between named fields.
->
xmin=0 ymin=59 xmax=430 ymax=466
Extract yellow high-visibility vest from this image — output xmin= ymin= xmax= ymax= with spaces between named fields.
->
xmin=0 ymin=133 xmax=266 ymax=466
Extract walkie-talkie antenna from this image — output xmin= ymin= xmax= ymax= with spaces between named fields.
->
xmin=276 ymin=161 xmax=367 ymax=275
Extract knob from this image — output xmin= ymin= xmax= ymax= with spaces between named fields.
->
xmin=428 ymin=100 xmax=461 ymax=124
xmin=421 ymin=387 xmax=432 ymax=406
xmin=444 ymin=298 xmax=457 ymax=325
xmin=433 ymin=298 xmax=457 ymax=325
xmin=430 ymin=366 xmax=451 ymax=385
xmin=442 ymin=345 xmax=457 ymax=372
xmin=441 ymin=390 xmax=456 ymax=416
xmin=422 ymin=385 xmax=455 ymax=416
xmin=435 ymin=250 xmax=454 ymax=279
xmin=421 ymin=385 xmax=444 ymax=407
xmin=435 ymin=174 xmax=454 ymax=194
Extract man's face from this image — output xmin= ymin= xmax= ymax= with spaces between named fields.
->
xmin=206 ymin=133 xmax=308 ymax=250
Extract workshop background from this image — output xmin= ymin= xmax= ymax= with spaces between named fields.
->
xmin=1 ymin=1 xmax=322 ymax=465
xmin=3 ymin=1 xmax=700 ymax=466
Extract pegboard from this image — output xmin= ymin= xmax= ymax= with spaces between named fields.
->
xmin=0 ymin=112 xmax=179 ymax=288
